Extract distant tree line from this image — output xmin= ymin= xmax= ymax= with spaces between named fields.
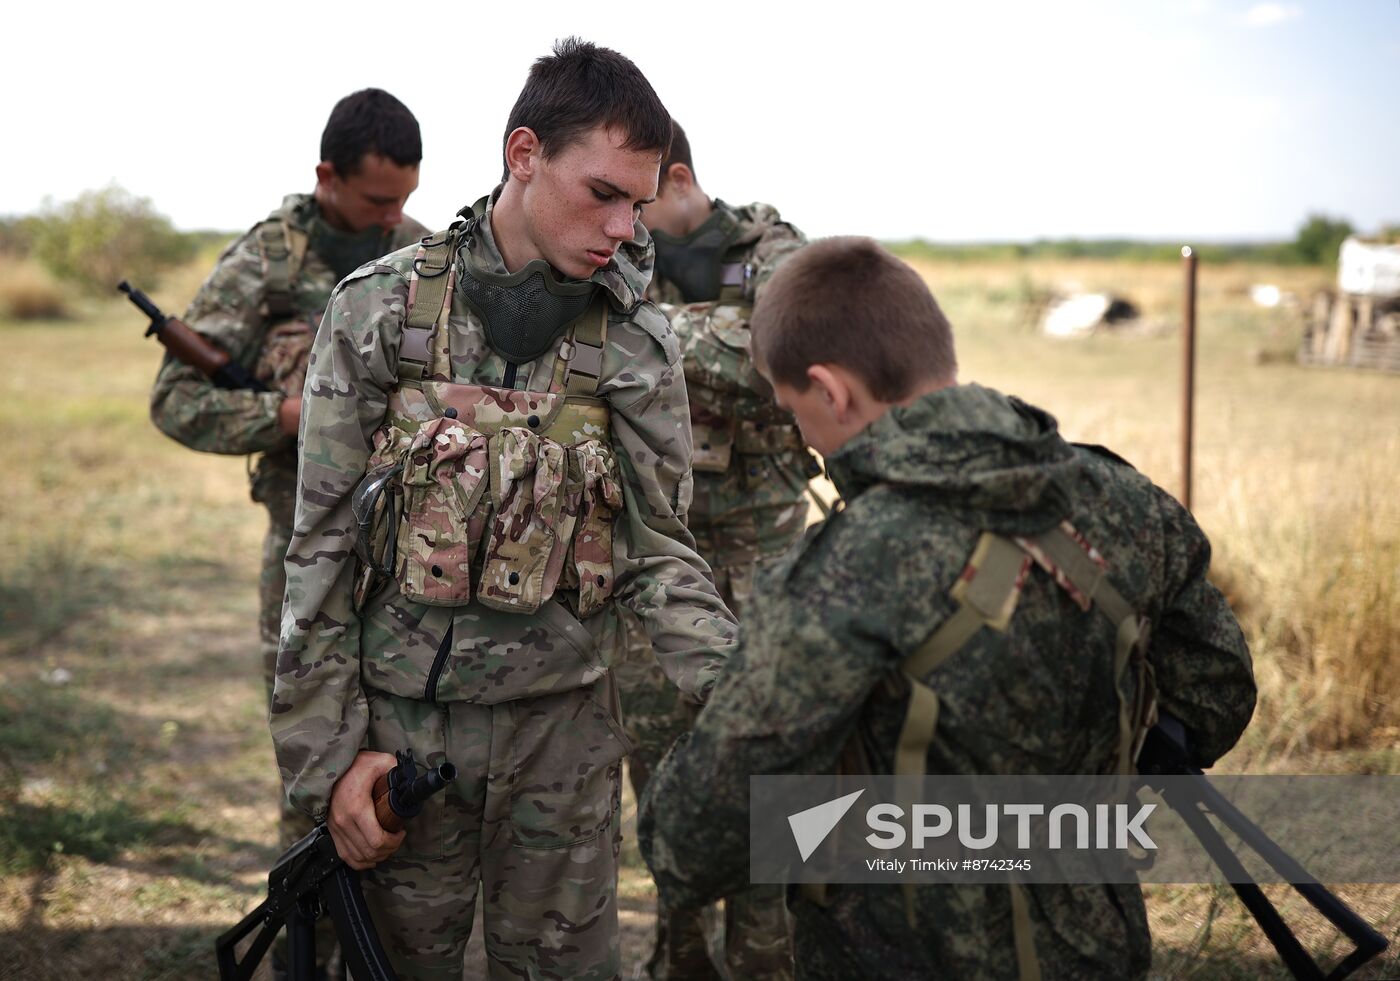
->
xmin=0 ymin=188 xmax=1386 ymax=303
xmin=888 ymin=213 xmax=1381 ymax=267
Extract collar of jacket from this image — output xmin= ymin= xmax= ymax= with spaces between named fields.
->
xmin=713 ymin=198 xmax=783 ymax=250
xmin=276 ymin=192 xmax=316 ymax=230
xmin=824 ymin=383 xmax=1081 ymax=536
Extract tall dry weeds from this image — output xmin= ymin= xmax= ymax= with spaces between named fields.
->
xmin=1219 ymin=486 xmax=1400 ymax=756
xmin=0 ymin=258 xmax=68 ymax=320
xmin=916 ymin=256 xmax=1398 ymax=763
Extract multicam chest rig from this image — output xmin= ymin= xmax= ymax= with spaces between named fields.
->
xmin=351 ymin=216 xmax=622 ymax=620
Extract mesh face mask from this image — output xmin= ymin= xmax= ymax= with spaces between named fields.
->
xmin=459 ymin=255 xmax=597 ymax=364
xmin=650 ymin=208 xmax=743 ymax=303
xmin=307 ymin=215 xmax=392 ymax=283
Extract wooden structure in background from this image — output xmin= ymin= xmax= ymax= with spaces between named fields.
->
xmin=1300 ymin=237 xmax=1400 ymax=373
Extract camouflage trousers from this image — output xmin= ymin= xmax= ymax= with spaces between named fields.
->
xmin=616 ymin=568 xmax=795 ymax=981
xmin=261 ymin=517 xmax=337 ymax=971
xmin=361 ymin=679 xmax=628 ymax=981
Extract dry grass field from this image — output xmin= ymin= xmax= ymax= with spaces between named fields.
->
xmin=0 ymin=250 xmax=1395 ymax=979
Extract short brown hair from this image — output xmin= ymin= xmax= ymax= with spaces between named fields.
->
xmin=502 ymin=38 xmax=672 ymax=181
xmin=661 ymin=120 xmax=695 ymax=184
xmin=751 ymin=237 xmax=957 ymax=401
xmin=321 ymin=89 xmax=421 ymax=177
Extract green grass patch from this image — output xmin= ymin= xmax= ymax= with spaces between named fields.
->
xmin=0 ymin=795 xmax=203 ymax=874
xmin=0 ymin=681 xmax=125 ymax=765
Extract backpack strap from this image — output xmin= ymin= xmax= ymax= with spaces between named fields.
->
xmin=1013 ymin=523 xmax=1157 ymax=774
xmin=398 ymin=229 xmax=457 ymax=384
xmin=887 ymin=523 xmax=1154 ymax=978
xmin=895 ymin=524 xmax=1154 ymax=785
xmin=257 ymin=218 xmax=308 ymax=320
xmin=889 ymin=533 xmax=1031 ymax=931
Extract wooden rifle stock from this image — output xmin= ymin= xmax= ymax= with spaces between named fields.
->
xmin=118 ymin=280 xmax=267 ymax=392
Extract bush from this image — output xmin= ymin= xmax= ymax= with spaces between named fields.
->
xmin=0 ymin=259 xmax=68 ymax=320
xmin=28 ymin=185 xmax=195 ymax=295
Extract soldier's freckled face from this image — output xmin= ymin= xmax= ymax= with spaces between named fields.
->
xmin=521 ymin=125 xmax=660 ymax=280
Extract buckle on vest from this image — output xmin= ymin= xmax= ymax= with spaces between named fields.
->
xmin=563 ymin=339 xmax=603 ymax=379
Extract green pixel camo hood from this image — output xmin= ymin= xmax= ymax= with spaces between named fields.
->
xmin=825 ymin=383 xmax=1081 ymax=536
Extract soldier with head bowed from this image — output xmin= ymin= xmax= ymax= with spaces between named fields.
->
xmin=150 ymin=87 xmax=425 ymax=980
xmin=270 ymin=39 xmax=737 ymax=981
xmin=615 ymin=121 xmax=812 ymax=980
xmin=638 ymin=238 xmax=1256 ymax=980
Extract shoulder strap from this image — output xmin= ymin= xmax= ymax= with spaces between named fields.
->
xmin=257 ymin=217 xmax=309 ymax=320
xmin=398 ymin=229 xmax=456 ymax=384
xmin=1015 ymin=524 xmax=1155 ymax=774
xmin=883 ymin=530 xmax=1046 ymax=974
xmin=550 ymin=296 xmax=610 ymax=396
xmin=894 ymin=524 xmax=1153 ymax=781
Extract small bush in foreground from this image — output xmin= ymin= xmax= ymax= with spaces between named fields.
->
xmin=0 ymin=259 xmax=68 ymax=320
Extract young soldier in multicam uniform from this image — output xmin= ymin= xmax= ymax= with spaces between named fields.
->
xmin=638 ymin=238 xmax=1257 ymax=980
xmin=149 ymin=88 xmax=425 ymax=980
xmin=612 ymin=122 xmax=810 ymax=980
xmin=271 ymin=41 xmax=736 ymax=981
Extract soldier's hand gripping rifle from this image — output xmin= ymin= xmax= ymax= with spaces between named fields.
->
xmin=118 ymin=280 xmax=268 ymax=392
xmin=215 ymin=750 xmax=457 ymax=981
xmin=1139 ymin=715 xmax=1387 ymax=980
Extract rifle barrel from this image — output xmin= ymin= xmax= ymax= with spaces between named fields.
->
xmin=117 ymin=280 xmax=166 ymax=326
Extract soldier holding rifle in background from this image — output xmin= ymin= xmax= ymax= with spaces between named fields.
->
xmin=145 ymin=87 xmax=427 ymax=981
xmin=619 ymin=120 xmax=810 ymax=980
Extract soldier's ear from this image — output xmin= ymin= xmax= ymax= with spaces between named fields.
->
xmin=314 ymin=160 xmax=337 ymax=191
xmin=663 ymin=163 xmax=695 ymax=195
xmin=807 ymin=364 xmax=851 ymax=418
xmin=504 ymin=127 xmax=542 ymax=183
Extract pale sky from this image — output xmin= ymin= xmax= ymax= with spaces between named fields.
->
xmin=5 ymin=0 xmax=1398 ymax=241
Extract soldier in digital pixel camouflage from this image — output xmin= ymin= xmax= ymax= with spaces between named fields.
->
xmin=149 ymin=87 xmax=425 ymax=981
xmin=638 ymin=237 xmax=1256 ymax=980
xmin=270 ymin=40 xmax=737 ymax=981
xmin=610 ymin=122 xmax=811 ymax=979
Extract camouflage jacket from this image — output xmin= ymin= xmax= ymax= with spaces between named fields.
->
xmin=273 ymin=191 xmax=739 ymax=820
xmin=149 ymin=193 xmax=428 ymax=525
xmin=639 ymin=384 xmax=1255 ymax=979
xmin=652 ymin=202 xmax=811 ymax=569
